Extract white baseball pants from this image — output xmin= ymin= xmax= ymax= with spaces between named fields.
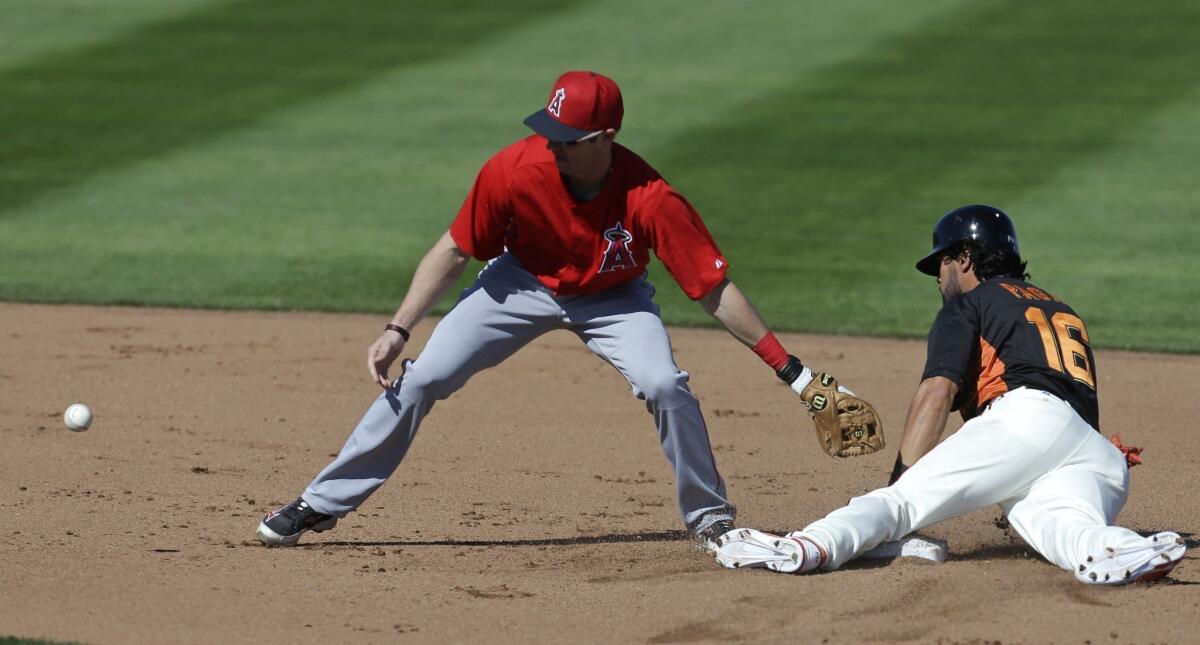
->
xmin=801 ymin=387 xmax=1145 ymax=572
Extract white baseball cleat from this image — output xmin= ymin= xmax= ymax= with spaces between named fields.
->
xmin=715 ymin=528 xmax=809 ymax=573
xmin=1075 ymin=531 xmax=1186 ymax=585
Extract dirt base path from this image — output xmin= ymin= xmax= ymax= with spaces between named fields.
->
xmin=1 ymin=303 xmax=1196 ymax=644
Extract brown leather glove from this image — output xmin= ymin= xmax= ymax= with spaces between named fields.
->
xmin=778 ymin=357 xmax=884 ymax=458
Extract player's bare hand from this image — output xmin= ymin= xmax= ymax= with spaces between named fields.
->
xmin=367 ymin=331 xmax=406 ymax=388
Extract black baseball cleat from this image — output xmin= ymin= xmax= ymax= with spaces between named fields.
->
xmin=256 ymin=497 xmax=337 ymax=547
xmin=693 ymin=517 xmax=737 ymax=553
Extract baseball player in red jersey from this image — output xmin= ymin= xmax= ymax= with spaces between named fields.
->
xmin=256 ymin=71 xmax=854 ymax=549
xmin=715 ymin=205 xmax=1186 ymax=584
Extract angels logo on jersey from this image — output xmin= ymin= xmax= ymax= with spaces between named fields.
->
xmin=598 ymin=222 xmax=637 ymax=274
xmin=548 ymin=88 xmax=566 ymax=117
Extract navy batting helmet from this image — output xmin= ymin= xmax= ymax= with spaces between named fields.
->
xmin=915 ymin=204 xmax=1020 ymax=276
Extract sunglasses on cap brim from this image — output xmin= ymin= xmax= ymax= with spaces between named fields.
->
xmin=552 ymin=130 xmax=605 ymax=146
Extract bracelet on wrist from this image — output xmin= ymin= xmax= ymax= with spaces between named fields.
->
xmin=385 ymin=323 xmax=410 ymax=341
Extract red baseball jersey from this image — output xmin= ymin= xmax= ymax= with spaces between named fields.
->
xmin=450 ymin=135 xmax=728 ymax=299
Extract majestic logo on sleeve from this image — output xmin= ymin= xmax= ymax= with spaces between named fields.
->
xmin=548 ymin=88 xmax=566 ymax=117
xmin=598 ymin=222 xmax=637 ymax=274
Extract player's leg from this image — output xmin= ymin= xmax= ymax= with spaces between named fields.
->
xmin=566 ymin=278 xmax=734 ymax=535
xmin=1002 ymin=426 xmax=1186 ymax=584
xmin=794 ymin=410 xmax=1037 ymax=570
xmin=718 ymin=389 xmax=1083 ymax=572
xmin=263 ymin=256 xmax=560 ymax=542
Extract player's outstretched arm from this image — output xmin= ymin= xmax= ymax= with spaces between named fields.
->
xmin=701 ymin=277 xmax=884 ymax=457
xmin=699 ymin=277 xmax=815 ymax=386
xmin=367 ymin=230 xmax=470 ymax=387
xmin=890 ymin=376 xmax=958 ymax=482
xmin=698 ymin=278 xmax=770 ymax=346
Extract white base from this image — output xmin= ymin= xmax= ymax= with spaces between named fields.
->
xmin=861 ymin=535 xmax=949 ymax=563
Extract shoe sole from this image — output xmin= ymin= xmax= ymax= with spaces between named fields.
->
xmin=256 ymin=517 xmax=337 ymax=547
xmin=1075 ymin=531 xmax=1186 ymax=585
xmin=714 ymin=528 xmax=804 ymax=573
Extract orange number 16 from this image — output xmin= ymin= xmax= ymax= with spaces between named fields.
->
xmin=1024 ymin=307 xmax=1096 ymax=389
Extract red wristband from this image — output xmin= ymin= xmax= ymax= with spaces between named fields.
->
xmin=751 ymin=332 xmax=790 ymax=371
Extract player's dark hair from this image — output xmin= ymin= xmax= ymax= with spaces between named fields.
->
xmin=948 ymin=240 xmax=1029 ymax=281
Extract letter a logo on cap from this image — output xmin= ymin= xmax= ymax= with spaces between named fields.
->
xmin=548 ymin=88 xmax=566 ymax=117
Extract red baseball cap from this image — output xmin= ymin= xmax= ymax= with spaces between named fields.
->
xmin=523 ymin=70 xmax=623 ymax=142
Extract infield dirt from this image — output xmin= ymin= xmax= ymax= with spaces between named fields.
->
xmin=1 ymin=303 xmax=1196 ymax=644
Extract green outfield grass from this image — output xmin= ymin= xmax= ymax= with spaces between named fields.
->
xmin=2 ymin=0 xmax=1198 ymax=351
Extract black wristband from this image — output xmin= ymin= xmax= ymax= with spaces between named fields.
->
xmin=775 ymin=355 xmax=805 ymax=384
xmin=384 ymin=323 xmax=410 ymax=341
xmin=888 ymin=453 xmax=909 ymax=486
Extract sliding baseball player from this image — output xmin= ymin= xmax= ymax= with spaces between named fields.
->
xmin=716 ymin=205 xmax=1185 ymax=585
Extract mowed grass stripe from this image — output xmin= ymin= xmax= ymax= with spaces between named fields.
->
xmin=0 ymin=1 xmax=966 ymax=311
xmin=1007 ymin=85 xmax=1200 ymax=353
xmin=1 ymin=1 xmax=1197 ymax=352
xmin=0 ymin=0 xmax=210 ymax=72
xmin=0 ymin=0 xmax=581 ymax=215
xmin=648 ymin=0 xmax=1200 ymax=350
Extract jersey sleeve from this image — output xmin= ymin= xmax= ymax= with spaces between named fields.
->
xmin=644 ymin=189 xmax=729 ymax=300
xmin=921 ymin=295 xmax=979 ymax=388
xmin=449 ymin=151 xmax=515 ymax=261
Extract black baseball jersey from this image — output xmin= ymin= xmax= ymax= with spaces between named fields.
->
xmin=921 ymin=278 xmax=1100 ymax=430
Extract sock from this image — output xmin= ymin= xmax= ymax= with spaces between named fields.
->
xmin=786 ymin=532 xmax=827 ymax=573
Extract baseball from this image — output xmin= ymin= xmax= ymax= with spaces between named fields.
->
xmin=64 ymin=403 xmax=93 ymax=432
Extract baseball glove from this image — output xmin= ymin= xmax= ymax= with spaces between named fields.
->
xmin=777 ymin=356 xmax=884 ymax=458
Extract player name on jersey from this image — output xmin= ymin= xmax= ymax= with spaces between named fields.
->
xmin=923 ymin=278 xmax=1100 ymax=430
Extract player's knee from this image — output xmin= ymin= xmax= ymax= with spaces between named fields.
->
xmin=398 ymin=364 xmax=463 ymax=403
xmin=857 ymin=489 xmax=916 ymax=534
xmin=636 ymin=370 xmax=689 ymax=408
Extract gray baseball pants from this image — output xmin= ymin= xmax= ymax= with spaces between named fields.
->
xmin=303 ymin=253 xmax=734 ymax=529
